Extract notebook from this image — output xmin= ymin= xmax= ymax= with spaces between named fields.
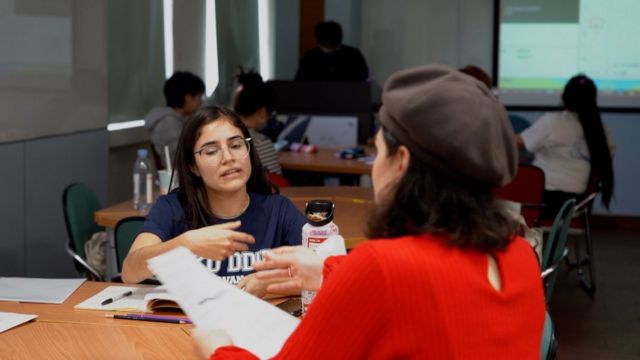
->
xmin=74 ymin=286 xmax=181 ymax=313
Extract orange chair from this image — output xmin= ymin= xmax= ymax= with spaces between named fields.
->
xmin=493 ymin=165 xmax=546 ymax=227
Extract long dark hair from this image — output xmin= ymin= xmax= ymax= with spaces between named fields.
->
xmin=366 ymin=127 xmax=518 ymax=251
xmin=562 ymin=75 xmax=614 ymax=208
xmin=174 ymin=105 xmax=275 ymax=229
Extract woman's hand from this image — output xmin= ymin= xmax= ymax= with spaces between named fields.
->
xmin=254 ymin=246 xmax=324 ymax=293
xmin=192 ymin=329 xmax=233 ymax=359
xmin=181 ymin=221 xmax=255 ymax=260
xmin=237 ymin=273 xmax=269 ymax=298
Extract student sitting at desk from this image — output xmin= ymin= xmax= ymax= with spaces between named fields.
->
xmin=194 ymin=65 xmax=545 ymax=359
xmin=516 ymin=74 xmax=615 ymax=220
xmin=233 ymin=69 xmax=283 ymax=175
xmin=122 ymin=106 xmax=306 ymax=298
xmin=145 ymin=71 xmax=205 ymax=169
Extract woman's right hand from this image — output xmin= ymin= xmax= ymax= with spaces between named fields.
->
xmin=180 ymin=221 xmax=255 ymax=260
xmin=254 ymin=246 xmax=324 ymax=293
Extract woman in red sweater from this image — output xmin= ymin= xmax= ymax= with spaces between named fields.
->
xmin=194 ymin=65 xmax=546 ymax=359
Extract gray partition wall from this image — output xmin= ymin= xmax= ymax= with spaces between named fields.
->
xmin=0 ymin=130 xmax=108 ymax=277
xmin=0 ymin=0 xmax=110 ymax=277
xmin=0 ymin=143 xmax=26 ymax=276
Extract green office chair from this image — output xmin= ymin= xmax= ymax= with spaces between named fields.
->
xmin=62 ymin=183 xmax=104 ymax=281
xmin=540 ymin=310 xmax=558 ymax=360
xmin=114 ymin=216 xmax=146 ymax=273
xmin=541 ymin=198 xmax=577 ymax=302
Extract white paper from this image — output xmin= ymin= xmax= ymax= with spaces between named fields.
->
xmin=0 ymin=277 xmax=85 ymax=304
xmin=148 ymin=247 xmax=300 ymax=359
xmin=0 ymin=312 xmax=37 ymax=333
xmin=74 ymin=286 xmax=163 ymax=312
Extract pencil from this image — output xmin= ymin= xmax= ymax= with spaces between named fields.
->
xmin=105 ymin=313 xmax=192 ymax=324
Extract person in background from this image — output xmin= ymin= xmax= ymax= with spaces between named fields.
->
xmin=232 ymin=70 xmax=282 ymax=175
xmin=517 ymin=74 xmax=615 ymax=219
xmin=295 ymin=21 xmax=369 ymax=82
xmin=459 ymin=64 xmax=492 ymax=89
xmin=123 ymin=106 xmax=306 ymax=298
xmin=194 ymin=65 xmax=545 ymax=359
xmin=145 ymin=71 xmax=205 ymax=169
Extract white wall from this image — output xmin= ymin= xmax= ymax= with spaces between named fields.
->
xmin=358 ymin=0 xmax=494 ymax=86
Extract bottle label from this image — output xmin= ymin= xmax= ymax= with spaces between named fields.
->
xmin=145 ymin=173 xmax=154 ymax=204
xmin=301 ymin=222 xmax=339 ymax=315
xmin=307 ymin=237 xmax=328 ymax=245
xmin=133 ymin=173 xmax=140 ymax=206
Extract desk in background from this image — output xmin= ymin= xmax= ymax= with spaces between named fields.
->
xmin=95 ymin=186 xmax=374 ymax=277
xmin=278 ymin=149 xmax=372 ymax=175
xmin=0 ymin=282 xmax=195 ymax=359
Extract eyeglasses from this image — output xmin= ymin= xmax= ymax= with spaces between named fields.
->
xmin=194 ymin=137 xmax=252 ymax=165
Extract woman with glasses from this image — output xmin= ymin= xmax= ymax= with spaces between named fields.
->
xmin=122 ymin=106 xmax=306 ymax=299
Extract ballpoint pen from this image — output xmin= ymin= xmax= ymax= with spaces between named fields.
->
xmin=101 ymin=290 xmax=133 ymax=306
xmin=105 ymin=313 xmax=192 ymax=324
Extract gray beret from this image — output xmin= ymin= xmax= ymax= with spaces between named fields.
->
xmin=379 ymin=64 xmax=517 ymax=187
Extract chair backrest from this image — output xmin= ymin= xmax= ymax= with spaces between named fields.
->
xmin=63 ymin=183 xmax=104 ymax=261
xmin=541 ymin=198 xmax=576 ymax=301
xmin=508 ymin=114 xmax=531 ymax=134
xmin=540 ymin=310 xmax=558 ymax=360
xmin=268 ymin=172 xmax=291 ymax=188
xmin=494 ymin=165 xmax=545 ymax=227
xmin=114 ymin=216 xmax=146 ymax=273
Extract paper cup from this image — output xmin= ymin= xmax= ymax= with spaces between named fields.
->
xmin=158 ymin=170 xmax=172 ymax=194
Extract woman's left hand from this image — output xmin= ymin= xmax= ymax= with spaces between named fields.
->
xmin=237 ymin=273 xmax=269 ymax=298
xmin=192 ymin=329 xmax=233 ymax=359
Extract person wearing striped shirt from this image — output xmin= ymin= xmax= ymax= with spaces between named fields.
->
xmin=233 ymin=70 xmax=282 ymax=175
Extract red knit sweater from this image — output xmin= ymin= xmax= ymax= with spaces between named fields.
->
xmin=211 ymin=234 xmax=545 ymax=359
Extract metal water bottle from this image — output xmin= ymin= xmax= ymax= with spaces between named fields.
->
xmin=301 ymin=200 xmax=339 ymax=315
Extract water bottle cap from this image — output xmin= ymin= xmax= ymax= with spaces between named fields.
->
xmin=137 ymin=149 xmax=148 ymax=158
xmin=305 ymin=200 xmax=335 ymax=226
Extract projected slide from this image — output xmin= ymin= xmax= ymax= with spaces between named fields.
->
xmin=497 ymin=0 xmax=640 ymax=107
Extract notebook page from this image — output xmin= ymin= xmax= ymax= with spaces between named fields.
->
xmin=74 ymin=286 xmax=154 ymax=312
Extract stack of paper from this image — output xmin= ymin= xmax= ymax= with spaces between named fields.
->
xmin=0 ymin=277 xmax=85 ymax=304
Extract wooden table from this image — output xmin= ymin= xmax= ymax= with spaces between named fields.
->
xmin=278 ymin=149 xmax=372 ymax=175
xmin=95 ymin=186 xmax=374 ymax=250
xmin=0 ymin=282 xmax=196 ymax=359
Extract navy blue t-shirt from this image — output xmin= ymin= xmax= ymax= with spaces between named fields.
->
xmin=140 ymin=191 xmax=306 ymax=285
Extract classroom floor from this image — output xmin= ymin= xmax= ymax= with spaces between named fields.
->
xmin=549 ymin=228 xmax=640 ymax=359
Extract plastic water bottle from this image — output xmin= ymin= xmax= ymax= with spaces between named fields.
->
xmin=133 ymin=149 xmax=154 ymax=210
xmin=301 ymin=200 xmax=339 ymax=315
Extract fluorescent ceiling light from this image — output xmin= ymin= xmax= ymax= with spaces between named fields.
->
xmin=107 ymin=120 xmax=146 ymax=132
